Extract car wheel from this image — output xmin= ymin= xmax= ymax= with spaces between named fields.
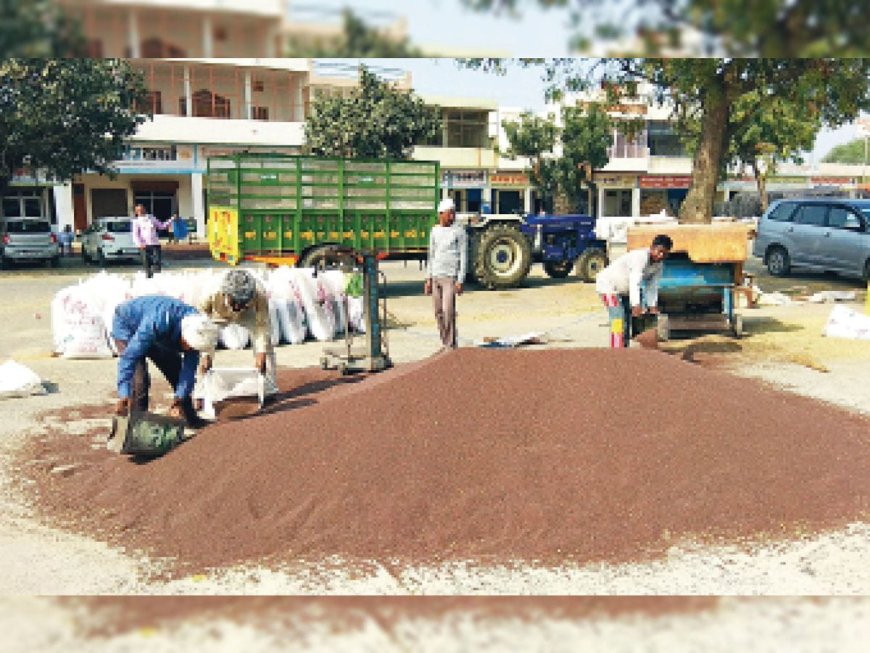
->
xmin=766 ymin=246 xmax=790 ymax=277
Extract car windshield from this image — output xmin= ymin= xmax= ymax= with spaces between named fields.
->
xmin=104 ymin=221 xmax=132 ymax=233
xmin=5 ymin=221 xmax=51 ymax=233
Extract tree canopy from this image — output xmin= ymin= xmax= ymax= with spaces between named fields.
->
xmin=0 ymin=59 xmax=149 ymax=194
xmin=304 ymin=66 xmax=441 ymax=160
xmin=822 ymin=139 xmax=869 ymax=165
xmin=0 ymin=0 xmax=84 ymax=57
xmin=461 ymin=0 xmax=869 ymax=56
xmin=480 ymin=58 xmax=870 ymax=222
xmin=502 ymin=105 xmax=611 ymax=211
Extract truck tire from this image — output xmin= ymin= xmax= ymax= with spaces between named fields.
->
xmin=575 ymin=247 xmax=607 ymax=282
xmin=473 ymin=224 xmax=532 ymax=289
xmin=543 ymin=260 xmax=573 ymax=279
xmin=299 ymin=245 xmax=348 ymax=271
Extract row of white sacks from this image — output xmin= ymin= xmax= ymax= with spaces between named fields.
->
xmin=52 ymin=267 xmax=366 ymax=359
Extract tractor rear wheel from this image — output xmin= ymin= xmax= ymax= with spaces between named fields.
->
xmin=473 ymin=224 xmax=532 ymax=289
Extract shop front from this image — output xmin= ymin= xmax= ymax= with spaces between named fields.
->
xmin=596 ymin=173 xmax=639 ymax=217
xmin=639 ymin=174 xmax=692 ymax=217
xmin=442 ymin=169 xmax=487 ymax=213
xmin=489 ymin=171 xmax=530 ymax=215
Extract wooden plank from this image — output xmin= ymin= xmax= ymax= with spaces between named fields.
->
xmin=626 ymin=223 xmax=753 ymax=263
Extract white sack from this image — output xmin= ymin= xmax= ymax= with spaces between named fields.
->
xmin=823 ymin=305 xmax=870 ymax=340
xmin=0 ymin=360 xmax=47 ymax=399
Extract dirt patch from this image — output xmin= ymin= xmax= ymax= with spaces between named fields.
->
xmin=58 ymin=596 xmax=719 ymax=639
xmin=19 ymin=349 xmax=870 ymax=574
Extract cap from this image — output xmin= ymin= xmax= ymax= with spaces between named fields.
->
xmin=438 ymin=198 xmax=455 ymax=213
xmin=221 ymin=269 xmax=257 ymax=308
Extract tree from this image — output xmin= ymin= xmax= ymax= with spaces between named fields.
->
xmin=304 ymin=66 xmax=441 ymax=159
xmin=502 ymin=105 xmax=611 ymax=212
xmin=0 ymin=0 xmax=84 ymax=57
xmin=515 ymin=58 xmax=870 ymax=222
xmin=0 ymin=59 xmax=150 ymax=195
xmin=727 ymin=92 xmax=820 ymax=213
xmin=286 ymin=8 xmax=422 ymax=57
xmin=461 ymin=0 xmax=870 ymax=56
xmin=822 ymin=139 xmax=869 ymax=165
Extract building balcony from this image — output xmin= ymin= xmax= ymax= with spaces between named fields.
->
xmin=413 ymin=146 xmax=499 ymax=169
xmin=132 ymin=114 xmax=305 ymax=148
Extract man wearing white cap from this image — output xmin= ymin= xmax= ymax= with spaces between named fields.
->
xmin=424 ymin=197 xmax=467 ymax=350
xmin=111 ymin=295 xmax=219 ymax=428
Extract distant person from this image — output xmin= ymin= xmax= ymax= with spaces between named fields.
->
xmin=197 ymin=269 xmax=273 ymax=377
xmin=169 ymin=212 xmax=187 ymax=244
xmin=111 ymin=295 xmax=219 ymax=429
xmin=595 ymin=234 xmax=673 ymax=348
xmin=132 ymin=204 xmax=170 ymax=278
xmin=424 ymin=197 xmax=467 ymax=351
xmin=58 ymin=225 xmax=74 ymax=256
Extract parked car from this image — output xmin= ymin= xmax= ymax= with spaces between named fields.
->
xmin=752 ymin=198 xmax=870 ymax=280
xmin=0 ymin=219 xmax=59 ymax=269
xmin=81 ymin=217 xmax=140 ymax=265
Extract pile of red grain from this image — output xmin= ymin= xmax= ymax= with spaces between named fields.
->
xmin=24 ymin=349 xmax=870 ymax=571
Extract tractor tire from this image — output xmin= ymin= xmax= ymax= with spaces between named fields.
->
xmin=543 ymin=260 xmax=573 ymax=279
xmin=473 ymin=224 xmax=532 ymax=290
xmin=575 ymin=247 xmax=607 ymax=282
xmin=766 ymin=245 xmax=790 ymax=277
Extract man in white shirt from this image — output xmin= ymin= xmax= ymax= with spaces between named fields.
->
xmin=424 ymin=197 xmax=468 ymax=350
xmin=595 ymin=233 xmax=673 ymax=348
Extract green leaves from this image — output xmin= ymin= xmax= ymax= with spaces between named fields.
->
xmin=0 ymin=0 xmax=84 ymax=57
xmin=304 ymin=67 xmax=441 ymax=160
xmin=0 ymin=59 xmax=149 ymax=191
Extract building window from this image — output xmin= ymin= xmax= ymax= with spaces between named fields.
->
xmin=442 ymin=110 xmax=490 ymax=148
xmin=184 ymin=89 xmax=232 ymax=119
xmin=611 ymin=127 xmax=648 ymax=159
xmin=252 ymin=106 xmax=269 ymax=121
xmin=648 ymin=121 xmax=686 ymax=157
xmin=1 ymin=190 xmax=44 ymax=219
xmin=253 ymin=80 xmax=265 ymax=92
xmin=141 ymin=38 xmax=186 ymax=58
xmin=137 ymin=90 xmax=163 ymax=115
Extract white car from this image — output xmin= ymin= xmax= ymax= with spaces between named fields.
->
xmin=81 ymin=217 xmax=141 ymax=265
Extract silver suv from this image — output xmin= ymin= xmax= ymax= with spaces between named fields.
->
xmin=81 ymin=217 xmax=139 ymax=265
xmin=0 ymin=219 xmax=60 ymax=269
xmin=752 ymin=198 xmax=870 ymax=280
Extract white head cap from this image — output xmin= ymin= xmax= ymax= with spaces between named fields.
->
xmin=438 ymin=198 xmax=455 ymax=213
xmin=181 ymin=314 xmax=219 ymax=354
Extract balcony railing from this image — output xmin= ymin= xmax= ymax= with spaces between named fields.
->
xmin=608 ymin=143 xmax=650 ymax=159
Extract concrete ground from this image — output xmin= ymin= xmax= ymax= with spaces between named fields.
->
xmin=1 ymin=251 xmax=870 ymax=648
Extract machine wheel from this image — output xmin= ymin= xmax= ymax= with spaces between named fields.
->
xmin=731 ymin=314 xmax=744 ymax=338
xmin=766 ymin=246 xmax=790 ymax=277
xmin=473 ymin=224 xmax=532 ymax=289
xmin=655 ymin=314 xmax=670 ymax=342
xmin=543 ymin=260 xmax=573 ymax=279
xmin=575 ymin=247 xmax=607 ymax=282
xmin=299 ymin=245 xmax=352 ymax=271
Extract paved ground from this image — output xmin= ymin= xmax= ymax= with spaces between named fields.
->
xmin=2 ymin=248 xmax=869 ymax=647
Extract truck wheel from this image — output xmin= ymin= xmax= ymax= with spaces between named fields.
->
xmin=473 ymin=224 xmax=532 ymax=289
xmin=299 ymin=245 xmax=350 ymax=271
xmin=543 ymin=260 xmax=573 ymax=279
xmin=576 ymin=248 xmax=607 ymax=282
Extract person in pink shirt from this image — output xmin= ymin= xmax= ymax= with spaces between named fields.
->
xmin=132 ymin=203 xmax=171 ymax=278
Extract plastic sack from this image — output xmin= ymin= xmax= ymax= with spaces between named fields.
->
xmin=0 ymin=360 xmax=47 ymax=399
xmin=823 ymin=305 xmax=870 ymax=340
xmin=219 ymin=322 xmax=251 ymax=350
xmin=51 ymin=286 xmax=113 ymax=359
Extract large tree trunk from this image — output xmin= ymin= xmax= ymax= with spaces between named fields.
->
xmin=679 ymin=79 xmax=730 ymax=224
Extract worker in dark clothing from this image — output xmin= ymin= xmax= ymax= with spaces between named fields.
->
xmin=111 ymin=295 xmax=219 ymax=428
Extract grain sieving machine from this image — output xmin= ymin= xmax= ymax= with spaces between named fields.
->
xmin=626 ymin=223 xmax=754 ymax=341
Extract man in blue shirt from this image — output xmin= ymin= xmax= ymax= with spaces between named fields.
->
xmin=111 ymin=295 xmax=219 ymax=428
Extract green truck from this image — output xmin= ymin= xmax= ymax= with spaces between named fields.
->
xmin=207 ymin=152 xmax=536 ymax=288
